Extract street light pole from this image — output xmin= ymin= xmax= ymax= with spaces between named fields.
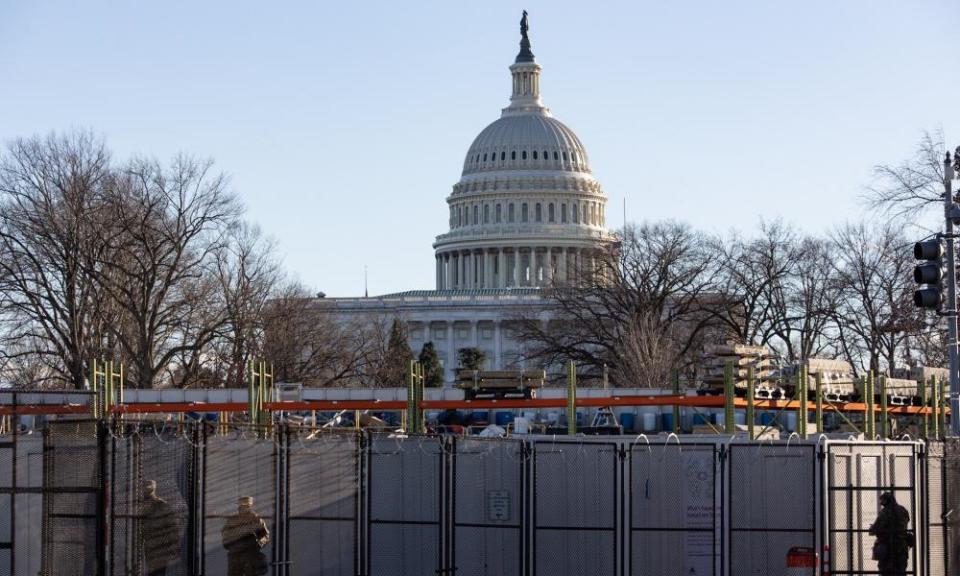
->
xmin=944 ymin=150 xmax=960 ymax=436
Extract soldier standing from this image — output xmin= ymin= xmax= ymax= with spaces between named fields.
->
xmin=221 ymin=496 xmax=270 ymax=576
xmin=869 ymin=491 xmax=912 ymax=576
xmin=140 ymin=480 xmax=180 ymax=576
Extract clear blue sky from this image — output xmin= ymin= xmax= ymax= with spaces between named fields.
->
xmin=2 ymin=1 xmax=958 ymax=296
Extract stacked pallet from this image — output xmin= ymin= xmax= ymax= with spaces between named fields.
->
xmin=699 ymin=342 xmax=775 ymax=393
xmin=893 ymin=366 xmax=949 ymax=383
xmin=803 ymin=358 xmax=857 ymax=400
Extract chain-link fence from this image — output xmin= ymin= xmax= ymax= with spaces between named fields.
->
xmin=0 ymin=420 xmax=953 ymax=575
xmin=727 ymin=443 xmax=816 ymax=576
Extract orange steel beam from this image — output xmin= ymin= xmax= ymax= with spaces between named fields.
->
xmin=0 ymin=396 xmax=948 ymax=415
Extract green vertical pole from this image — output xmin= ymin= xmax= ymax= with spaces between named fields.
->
xmin=567 ymin=361 xmax=577 ymax=436
xmin=407 ymin=360 xmax=415 ymax=433
xmin=797 ymin=366 xmax=807 ymax=437
xmin=815 ymin=371 xmax=824 ymax=434
xmin=879 ymin=375 xmax=888 ymax=439
xmin=919 ymin=377 xmax=929 ymax=440
xmin=672 ymin=369 xmax=681 ymax=434
xmin=865 ymin=372 xmax=875 ymax=439
xmin=932 ymin=376 xmax=941 ymax=441
xmin=746 ymin=365 xmax=755 ymax=440
xmin=724 ymin=361 xmax=735 ymax=434
xmin=939 ymin=377 xmax=947 ymax=440
xmin=416 ymin=363 xmax=425 ymax=434
xmin=248 ymin=360 xmax=256 ymax=423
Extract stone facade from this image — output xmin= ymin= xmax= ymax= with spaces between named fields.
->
xmin=329 ymin=19 xmax=612 ymax=383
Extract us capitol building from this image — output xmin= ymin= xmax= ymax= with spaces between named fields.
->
xmin=331 ymin=14 xmax=613 ymax=382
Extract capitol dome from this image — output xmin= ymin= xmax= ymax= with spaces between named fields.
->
xmin=462 ymin=114 xmax=591 ymax=176
xmin=433 ymin=13 xmax=612 ymax=291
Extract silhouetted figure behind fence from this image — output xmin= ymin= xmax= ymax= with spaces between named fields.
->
xmin=869 ymin=491 xmax=912 ymax=576
xmin=222 ymin=496 xmax=270 ymax=576
xmin=140 ymin=479 xmax=181 ymax=576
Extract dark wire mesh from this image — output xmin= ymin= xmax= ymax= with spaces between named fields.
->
xmin=286 ymin=430 xmax=359 ymax=576
xmin=533 ymin=439 xmax=616 ymax=576
xmin=203 ymin=428 xmax=277 ymax=575
xmin=43 ymin=420 xmax=101 ymax=576
xmin=110 ymin=423 xmax=193 ymax=576
xmin=944 ymin=438 xmax=960 ymax=574
xmin=728 ymin=444 xmax=814 ymax=576
xmin=827 ymin=443 xmax=919 ymax=575
xmin=631 ymin=443 xmax=718 ymax=576
xmin=0 ymin=430 xmax=43 ymax=576
xmin=452 ymin=437 xmax=523 ymax=576
xmin=367 ymin=434 xmax=443 ymax=576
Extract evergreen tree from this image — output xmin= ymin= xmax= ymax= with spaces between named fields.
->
xmin=378 ymin=319 xmax=414 ymax=387
xmin=418 ymin=341 xmax=444 ymax=387
xmin=457 ymin=347 xmax=487 ymax=371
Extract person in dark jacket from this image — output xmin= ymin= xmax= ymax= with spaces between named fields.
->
xmin=222 ymin=496 xmax=270 ymax=576
xmin=140 ymin=480 xmax=181 ymax=576
xmin=868 ymin=491 xmax=912 ymax=576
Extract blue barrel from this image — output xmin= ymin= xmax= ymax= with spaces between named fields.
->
xmin=760 ymin=412 xmax=776 ymax=426
xmin=494 ymin=411 xmax=514 ymax=426
xmin=619 ymin=413 xmax=636 ymax=432
xmin=692 ymin=413 xmax=709 ymax=426
xmin=661 ymin=413 xmax=674 ymax=431
xmin=471 ymin=411 xmax=488 ymax=424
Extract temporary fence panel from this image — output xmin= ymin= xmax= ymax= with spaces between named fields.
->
xmin=0 ymin=431 xmax=43 ymax=576
xmin=727 ymin=443 xmax=815 ymax=576
xmin=202 ymin=430 xmax=278 ymax=575
xmin=926 ymin=441 xmax=945 ymax=576
xmin=826 ymin=442 xmax=919 ymax=576
xmin=532 ymin=438 xmax=618 ymax=576
xmin=286 ymin=431 xmax=359 ymax=576
xmin=629 ymin=442 xmax=719 ymax=576
xmin=451 ymin=437 xmax=524 ymax=576
xmin=109 ymin=426 xmax=195 ymax=576
xmin=42 ymin=420 xmax=103 ymax=576
xmin=944 ymin=438 xmax=960 ymax=575
xmin=367 ymin=435 xmax=444 ymax=576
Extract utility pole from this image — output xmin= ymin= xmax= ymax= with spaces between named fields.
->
xmin=945 ymin=150 xmax=960 ymax=436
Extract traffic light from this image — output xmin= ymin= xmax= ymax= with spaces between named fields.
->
xmin=913 ymin=240 xmax=943 ymax=309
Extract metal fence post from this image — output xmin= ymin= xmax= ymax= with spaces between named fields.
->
xmin=724 ymin=361 xmax=735 ymax=434
xmin=747 ymin=365 xmax=755 ymax=440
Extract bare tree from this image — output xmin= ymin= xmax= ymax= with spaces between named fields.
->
xmin=90 ymin=155 xmax=241 ymax=388
xmin=768 ymin=236 xmax=841 ymax=362
xmin=514 ymin=222 xmax=719 ymax=387
xmin=263 ymin=283 xmax=378 ymax=387
xmin=866 ymin=129 xmax=946 ymax=218
xmin=0 ymin=132 xmax=111 ymax=388
xmin=830 ymin=222 xmax=919 ymax=375
xmin=707 ymin=220 xmax=800 ymax=349
xmin=209 ymin=223 xmax=279 ymax=388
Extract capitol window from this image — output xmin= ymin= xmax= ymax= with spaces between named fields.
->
xmin=543 ymin=150 xmax=548 ymax=161
xmin=508 ymin=203 xmax=515 ymax=222
xmin=521 ymin=203 xmax=528 ymax=222
xmin=548 ymin=203 xmax=555 ymax=222
xmin=572 ymin=203 xmax=578 ymax=223
xmin=500 ymin=151 xmax=505 ymax=161
xmin=473 ymin=206 xmax=479 ymax=225
xmin=458 ymin=206 xmax=463 ymax=226
xmin=553 ymin=151 xmax=559 ymax=160
xmin=562 ymin=151 xmax=567 ymax=161
xmin=496 ymin=204 xmax=502 ymax=223
xmin=511 ymin=151 xmax=516 ymax=160
xmin=535 ymin=203 xmax=542 ymax=222
xmin=484 ymin=205 xmax=490 ymax=223
xmin=561 ymin=203 xmax=567 ymax=223
xmin=522 ymin=151 xmax=527 ymax=160
xmin=532 ymin=150 xmax=538 ymax=160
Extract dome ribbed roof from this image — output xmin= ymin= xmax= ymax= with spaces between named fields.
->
xmin=462 ymin=113 xmax=591 ymax=175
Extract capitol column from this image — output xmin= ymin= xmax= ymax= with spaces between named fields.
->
xmin=558 ymin=248 xmax=567 ymax=284
xmin=446 ymin=320 xmax=456 ymax=382
xmin=493 ymin=320 xmax=502 ymax=369
xmin=513 ymin=248 xmax=522 ymax=287
xmin=498 ymin=249 xmax=507 ymax=288
xmin=446 ymin=253 xmax=453 ymax=290
xmin=484 ymin=250 xmax=493 ymax=289
xmin=546 ymin=248 xmax=554 ymax=284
